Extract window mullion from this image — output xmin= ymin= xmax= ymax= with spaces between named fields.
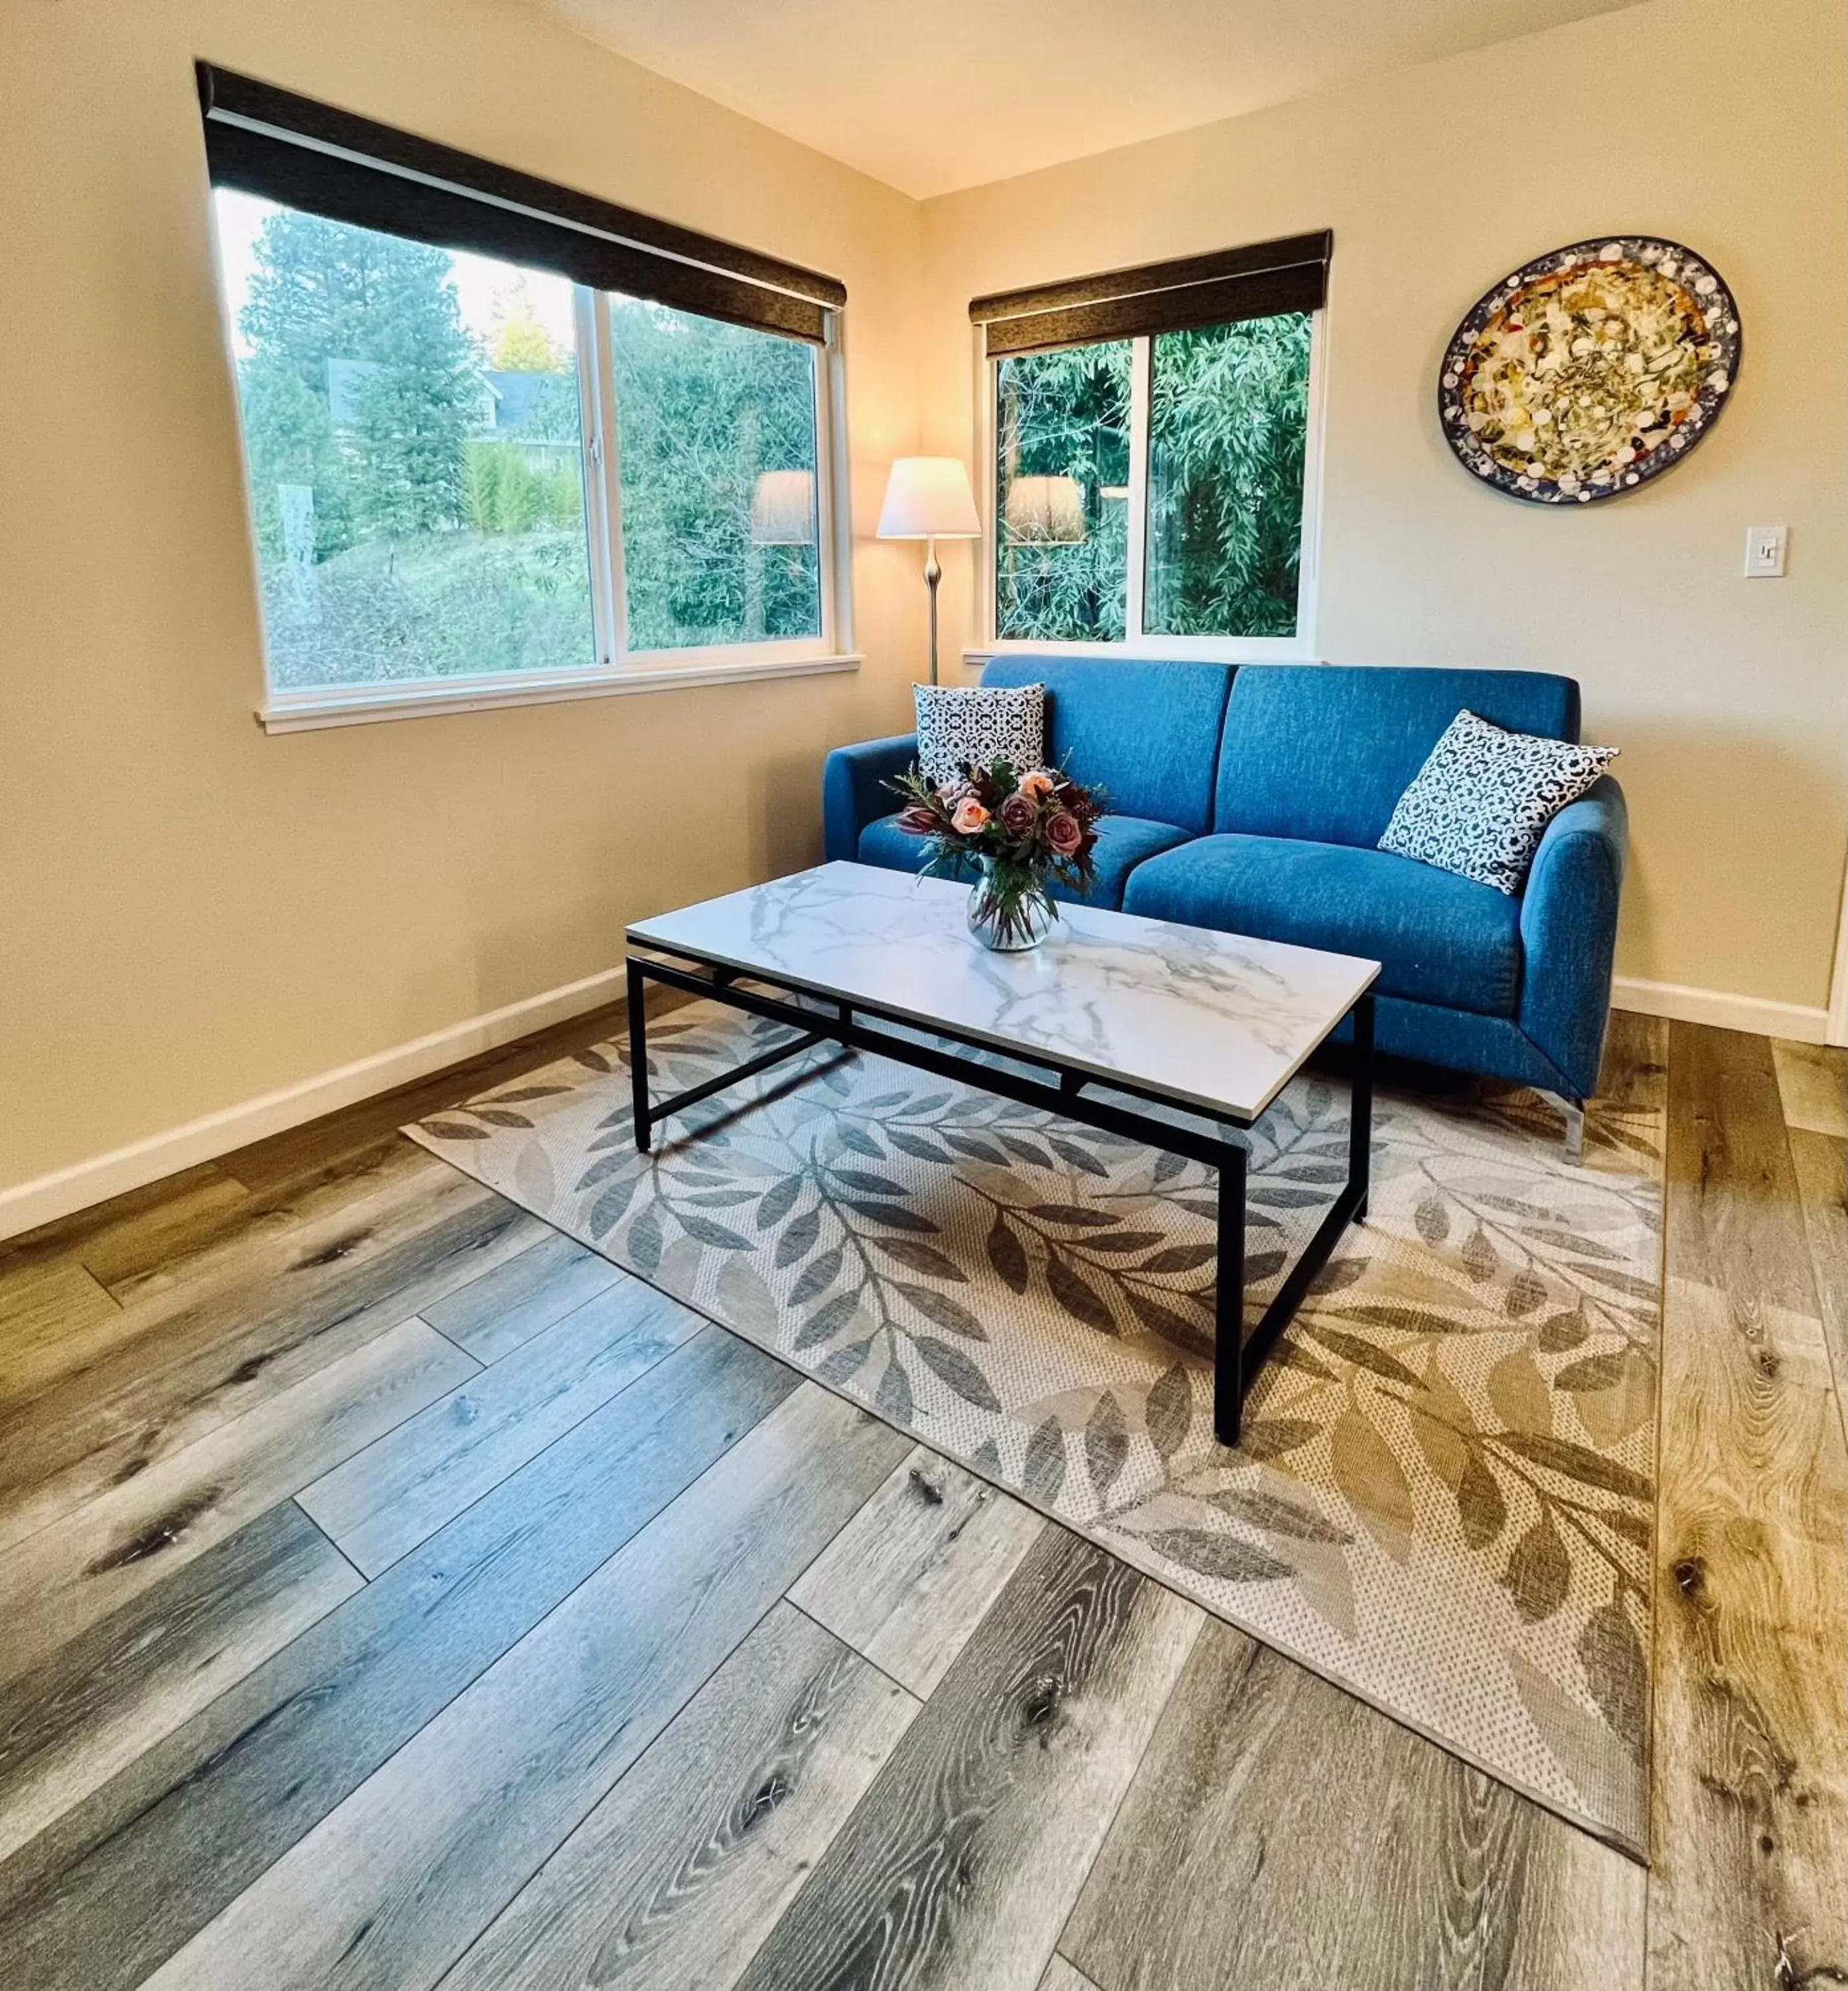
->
xmin=589 ymin=293 xmax=632 ymax=665
xmin=573 ymin=287 xmax=617 ymax=670
xmin=1125 ymin=335 xmax=1152 ymax=644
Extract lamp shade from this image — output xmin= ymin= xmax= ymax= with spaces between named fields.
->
xmin=1003 ymin=474 xmax=1087 ymax=545
xmin=750 ymin=469 xmax=816 ymax=546
xmin=876 ymin=456 xmax=979 ymax=540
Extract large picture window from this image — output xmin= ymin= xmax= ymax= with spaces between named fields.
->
xmin=978 ymin=234 xmax=1328 ymax=658
xmin=198 ymin=66 xmax=847 ymax=727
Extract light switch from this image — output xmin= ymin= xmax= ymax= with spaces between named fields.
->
xmin=1744 ymin=524 xmax=1788 ymax=577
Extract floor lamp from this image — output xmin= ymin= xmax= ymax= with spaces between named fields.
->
xmin=877 ymin=457 xmax=980 ymax=686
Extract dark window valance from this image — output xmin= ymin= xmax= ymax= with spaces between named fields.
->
xmin=196 ymin=64 xmax=844 ymax=344
xmin=970 ymin=230 xmax=1331 ymax=358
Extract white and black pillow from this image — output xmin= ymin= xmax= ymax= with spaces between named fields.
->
xmin=913 ymin=682 xmax=1046 ymax=791
xmin=1379 ymin=709 xmax=1618 ymax=895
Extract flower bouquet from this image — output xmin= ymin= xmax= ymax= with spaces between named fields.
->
xmin=887 ymin=757 xmax=1106 ymax=952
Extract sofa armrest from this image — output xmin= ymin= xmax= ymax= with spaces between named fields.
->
xmin=1517 ymin=776 xmax=1628 ymax=1100
xmin=822 ymin=733 xmax=918 ymax=863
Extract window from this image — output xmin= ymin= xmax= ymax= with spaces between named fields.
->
xmin=994 ymin=342 xmax=1130 ymax=643
xmin=607 ymin=301 xmax=822 ymax=652
xmin=216 ymin=194 xmax=597 ymax=690
xmin=978 ymin=234 xmax=1328 ymax=658
xmin=198 ymin=66 xmax=849 ymax=727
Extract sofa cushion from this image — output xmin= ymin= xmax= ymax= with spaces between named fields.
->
xmin=983 ymin=656 xmax=1233 ymax=834
xmin=1213 ymin=665 xmax=1581 ymax=848
xmin=1378 ymin=709 xmax=1620 ymax=894
xmin=856 ymin=812 xmax=1192 ymax=913
xmin=1122 ymin=833 xmax=1524 ymax=1016
xmin=913 ymin=681 xmax=1045 ymax=790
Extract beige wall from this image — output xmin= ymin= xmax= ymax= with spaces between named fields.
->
xmin=0 ymin=0 xmax=925 ymax=1193
xmin=917 ymin=0 xmax=1848 ymax=1013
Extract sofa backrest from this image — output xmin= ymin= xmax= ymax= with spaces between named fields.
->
xmin=982 ymin=655 xmax=1233 ymax=834
xmin=1212 ymin=664 xmax=1582 ymax=848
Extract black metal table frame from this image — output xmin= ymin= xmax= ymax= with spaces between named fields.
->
xmin=625 ymin=946 xmax=1375 ymax=1445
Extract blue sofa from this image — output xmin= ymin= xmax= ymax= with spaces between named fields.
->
xmin=822 ymin=657 xmax=1626 ymax=1111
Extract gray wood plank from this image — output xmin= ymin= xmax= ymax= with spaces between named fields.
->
xmin=0 ymin=1502 xmax=360 ymax=1864
xmin=422 ymin=1230 xmax=623 ymax=1364
xmin=1772 ymin=1038 xmax=1848 ymax=1140
xmin=1649 ymin=1025 xmax=1848 ymax=1991
xmin=437 ymin=1602 xmax=920 ymax=1991
xmin=1662 ymin=1024 xmax=1819 ymax=1318
xmin=1062 ymin=1619 xmax=1642 ymax=1991
xmin=68 ymin=1167 xmax=256 ymax=1297
xmin=790 ymin=1443 xmax=1044 ymax=1696
xmin=1786 ymin=1126 xmax=1848 ymax=1443
xmin=139 ymin=1384 xmax=911 ymax=1991
xmin=0 ymin=1261 xmax=121 ymax=1393
xmin=0 ymin=1171 xmax=538 ymax=1555
xmin=299 ymin=1280 xmax=702 ymax=1576
xmin=732 ymin=1524 xmax=1203 ymax=1991
xmin=0 ymin=1326 xmax=797 ymax=1991
xmin=0 ymin=1316 xmax=475 ymax=1688
xmin=0 ymin=1164 xmax=244 ymax=1299
xmin=1038 ymin=1959 xmax=1102 ymax=1991
xmin=0 ymin=1145 xmax=464 ymax=1423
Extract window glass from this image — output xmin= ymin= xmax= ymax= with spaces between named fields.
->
xmin=213 ymin=189 xmax=594 ymax=689
xmin=609 ymin=300 xmax=822 ymax=652
xmin=1144 ymin=313 xmax=1311 ymax=640
xmin=993 ymin=342 xmax=1131 ymax=642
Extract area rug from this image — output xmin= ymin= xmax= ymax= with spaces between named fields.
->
xmin=408 ymin=1001 xmax=1663 ymax=1856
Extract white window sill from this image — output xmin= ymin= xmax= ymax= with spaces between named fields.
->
xmin=964 ymin=642 xmax=1318 ymax=670
xmin=257 ymin=652 xmax=862 ymax=735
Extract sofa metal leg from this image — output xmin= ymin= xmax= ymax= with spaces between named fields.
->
xmin=1560 ymin=1098 xmax=1585 ymax=1164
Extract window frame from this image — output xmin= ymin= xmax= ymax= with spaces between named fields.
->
xmin=970 ymin=305 xmax=1328 ymax=670
xmin=210 ymin=201 xmax=858 ymax=735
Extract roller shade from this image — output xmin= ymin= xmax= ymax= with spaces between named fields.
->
xmin=196 ymin=64 xmax=844 ymax=344
xmin=971 ymin=230 xmax=1331 ymax=358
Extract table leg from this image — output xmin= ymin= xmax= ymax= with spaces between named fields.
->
xmin=627 ymin=958 xmax=652 ymax=1155
xmin=1214 ymin=1139 xmax=1248 ymax=1446
xmin=1350 ymin=992 xmax=1374 ymax=1222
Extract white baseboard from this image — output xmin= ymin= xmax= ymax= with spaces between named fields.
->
xmin=0 ymin=966 xmax=628 ymax=1245
xmin=4 ymin=962 xmax=1827 ymax=1246
xmin=1612 ymin=976 xmax=1829 ymax=1044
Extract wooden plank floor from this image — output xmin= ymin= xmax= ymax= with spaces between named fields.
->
xmin=0 ymin=1003 xmax=1843 ymax=1990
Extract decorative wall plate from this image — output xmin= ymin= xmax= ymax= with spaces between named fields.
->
xmin=1438 ymin=237 xmax=1741 ymax=504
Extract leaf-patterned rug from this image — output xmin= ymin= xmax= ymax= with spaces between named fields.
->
xmin=409 ymin=1001 xmax=1663 ymax=1856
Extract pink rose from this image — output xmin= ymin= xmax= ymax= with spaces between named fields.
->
xmin=998 ymin=791 xmax=1037 ymax=836
xmin=1046 ymin=810 xmax=1083 ymax=857
xmin=1018 ymin=769 xmax=1055 ymax=800
xmin=952 ymin=796 xmax=991 ymax=836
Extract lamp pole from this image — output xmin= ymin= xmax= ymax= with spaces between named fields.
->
xmin=924 ymin=535 xmax=941 ymax=686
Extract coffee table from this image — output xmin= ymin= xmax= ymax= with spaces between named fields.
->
xmin=625 ymin=861 xmax=1379 ymax=1445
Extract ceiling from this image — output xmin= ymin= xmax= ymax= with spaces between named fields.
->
xmin=532 ymin=0 xmax=1640 ymax=198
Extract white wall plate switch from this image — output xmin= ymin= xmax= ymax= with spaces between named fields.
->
xmin=1744 ymin=524 xmax=1788 ymax=577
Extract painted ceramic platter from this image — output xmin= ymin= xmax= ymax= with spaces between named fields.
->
xmin=1438 ymin=237 xmax=1741 ymax=504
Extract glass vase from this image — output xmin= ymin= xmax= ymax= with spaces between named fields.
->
xmin=966 ymin=857 xmax=1057 ymax=953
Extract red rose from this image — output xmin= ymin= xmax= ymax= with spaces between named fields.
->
xmin=1046 ymin=810 xmax=1083 ymax=857
xmin=998 ymin=791 xmax=1037 ymax=837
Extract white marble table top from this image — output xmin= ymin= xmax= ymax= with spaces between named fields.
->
xmin=628 ymin=861 xmax=1379 ymax=1122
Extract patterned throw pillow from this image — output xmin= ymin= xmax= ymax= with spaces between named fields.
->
xmin=1378 ymin=709 xmax=1618 ymax=895
xmin=913 ymin=682 xmax=1047 ymax=792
